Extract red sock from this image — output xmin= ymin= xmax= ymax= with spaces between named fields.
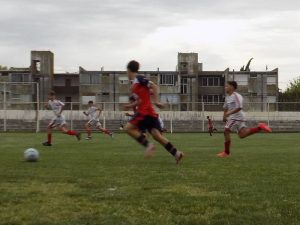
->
xmin=250 ymin=127 xmax=261 ymax=134
xmin=67 ymin=130 xmax=77 ymax=136
xmin=102 ymin=129 xmax=111 ymax=135
xmin=48 ymin=134 xmax=52 ymax=144
xmin=224 ymin=141 xmax=231 ymax=154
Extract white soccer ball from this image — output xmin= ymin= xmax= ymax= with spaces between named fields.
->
xmin=24 ymin=148 xmax=39 ymax=162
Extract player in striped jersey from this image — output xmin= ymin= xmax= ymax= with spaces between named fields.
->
xmin=83 ymin=101 xmax=113 ymax=140
xmin=43 ymin=91 xmax=81 ymax=146
xmin=218 ymin=81 xmax=272 ymax=157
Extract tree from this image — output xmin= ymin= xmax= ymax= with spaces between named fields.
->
xmin=279 ymin=76 xmax=300 ymax=111
xmin=0 ymin=65 xmax=8 ymax=70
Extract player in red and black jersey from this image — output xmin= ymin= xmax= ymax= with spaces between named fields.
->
xmin=124 ymin=60 xmax=184 ymax=164
xmin=207 ymin=116 xmax=217 ymax=136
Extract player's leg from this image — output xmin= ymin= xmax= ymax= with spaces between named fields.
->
xmin=209 ymin=127 xmax=213 ymax=136
xmin=124 ymin=122 xmax=155 ymax=157
xmin=96 ymin=122 xmax=113 ymax=137
xmin=150 ymin=128 xmax=184 ymax=164
xmin=217 ymin=120 xmax=233 ymax=157
xmin=43 ymin=123 xmax=53 ymax=146
xmin=85 ymin=121 xmax=92 ymax=139
xmin=238 ymin=122 xmax=272 ymax=139
xmin=60 ymin=124 xmax=81 ymax=141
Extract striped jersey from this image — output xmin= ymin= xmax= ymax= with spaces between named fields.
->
xmin=223 ymin=92 xmax=245 ymax=121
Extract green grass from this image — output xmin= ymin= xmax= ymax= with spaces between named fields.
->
xmin=0 ymin=132 xmax=299 ymax=225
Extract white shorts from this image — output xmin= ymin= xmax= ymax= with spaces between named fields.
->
xmin=49 ymin=115 xmax=67 ymax=128
xmin=88 ymin=119 xmax=102 ymax=128
xmin=225 ymin=119 xmax=247 ymax=132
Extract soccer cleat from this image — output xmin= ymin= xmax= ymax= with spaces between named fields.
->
xmin=42 ymin=141 xmax=52 ymax=146
xmin=76 ymin=132 xmax=81 ymax=141
xmin=217 ymin=151 xmax=230 ymax=158
xmin=258 ymin=123 xmax=272 ymax=133
xmin=144 ymin=143 xmax=155 ymax=159
xmin=85 ymin=136 xmax=92 ymax=140
xmin=175 ymin=151 xmax=184 ymax=164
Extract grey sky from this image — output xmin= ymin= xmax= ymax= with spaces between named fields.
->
xmin=0 ymin=0 xmax=300 ymax=89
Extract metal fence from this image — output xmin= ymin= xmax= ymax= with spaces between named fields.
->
xmin=1 ymin=101 xmax=300 ymax=132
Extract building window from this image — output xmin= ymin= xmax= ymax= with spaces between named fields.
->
xmin=80 ymin=74 xmax=100 ymax=85
xmin=160 ymin=74 xmax=176 ymax=86
xmin=119 ymin=76 xmax=129 ymax=85
xmin=119 ymin=96 xmax=129 ymax=103
xmin=160 ymin=94 xmax=179 ymax=104
xmin=267 ymin=96 xmax=276 ymax=103
xmin=180 ymin=78 xmax=188 ymax=94
xmin=202 ymin=95 xmax=222 ymax=103
xmin=267 ymin=76 xmax=277 ymax=85
xmin=201 ymin=77 xmax=221 ymax=86
xmin=234 ymin=74 xmax=248 ymax=85
xmin=11 ymin=73 xmax=31 ymax=82
xmin=82 ymin=96 xmax=96 ymax=104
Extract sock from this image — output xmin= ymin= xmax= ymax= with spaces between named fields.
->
xmin=47 ymin=134 xmax=52 ymax=144
xmin=224 ymin=141 xmax=231 ymax=154
xmin=103 ymin=129 xmax=111 ymax=135
xmin=86 ymin=129 xmax=92 ymax=137
xmin=164 ymin=142 xmax=178 ymax=156
xmin=250 ymin=127 xmax=261 ymax=134
xmin=67 ymin=130 xmax=77 ymax=136
xmin=136 ymin=134 xmax=149 ymax=147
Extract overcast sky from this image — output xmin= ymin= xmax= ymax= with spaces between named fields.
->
xmin=0 ymin=0 xmax=300 ymax=89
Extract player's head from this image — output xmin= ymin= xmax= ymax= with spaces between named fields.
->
xmin=48 ymin=91 xmax=56 ymax=100
xmin=129 ymin=96 xmax=135 ymax=102
xmin=127 ymin=60 xmax=140 ymax=80
xmin=88 ymin=100 xmax=93 ymax=106
xmin=207 ymin=116 xmax=210 ymax=119
xmin=225 ymin=81 xmax=237 ymax=94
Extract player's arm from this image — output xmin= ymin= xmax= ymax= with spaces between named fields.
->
xmin=123 ymin=99 xmax=139 ymax=110
xmin=225 ymin=108 xmax=242 ymax=117
xmin=149 ymin=82 xmax=164 ymax=109
xmin=125 ymin=112 xmax=135 ymax=117
xmin=57 ymin=101 xmax=64 ymax=117
xmin=97 ymin=108 xmax=102 ymax=118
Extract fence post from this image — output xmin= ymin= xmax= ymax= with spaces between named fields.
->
xmin=3 ymin=82 xmax=7 ymax=132
xmin=36 ymin=82 xmax=40 ymax=133
xmin=70 ymin=102 xmax=73 ymax=130
xmin=267 ymin=101 xmax=270 ymax=126
xmin=170 ymin=103 xmax=173 ymax=134
xmin=103 ymin=102 xmax=106 ymax=129
xmin=202 ymin=102 xmax=205 ymax=132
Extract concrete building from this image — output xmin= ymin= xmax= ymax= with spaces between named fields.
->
xmin=1 ymin=51 xmax=279 ymax=112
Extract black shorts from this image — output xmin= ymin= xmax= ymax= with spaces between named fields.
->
xmin=130 ymin=114 xmax=162 ymax=133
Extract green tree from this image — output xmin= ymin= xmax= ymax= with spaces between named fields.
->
xmin=279 ymin=76 xmax=300 ymax=111
xmin=0 ymin=65 xmax=8 ymax=70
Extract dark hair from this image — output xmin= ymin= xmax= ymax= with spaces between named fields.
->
xmin=207 ymin=116 xmax=209 ymax=119
xmin=88 ymin=101 xmax=93 ymax=104
xmin=127 ymin=60 xmax=140 ymax=73
xmin=129 ymin=96 xmax=135 ymax=102
xmin=227 ymin=81 xmax=238 ymax=90
xmin=49 ymin=90 xmax=56 ymax=96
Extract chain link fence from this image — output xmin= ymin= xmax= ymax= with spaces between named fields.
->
xmin=1 ymin=100 xmax=300 ymax=132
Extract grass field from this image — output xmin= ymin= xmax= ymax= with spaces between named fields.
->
xmin=0 ymin=132 xmax=299 ymax=225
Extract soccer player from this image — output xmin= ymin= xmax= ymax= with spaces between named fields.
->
xmin=124 ymin=60 xmax=184 ymax=164
xmin=43 ymin=91 xmax=81 ymax=146
xmin=207 ymin=116 xmax=217 ymax=136
xmin=83 ymin=101 xmax=113 ymax=140
xmin=217 ymin=81 xmax=272 ymax=157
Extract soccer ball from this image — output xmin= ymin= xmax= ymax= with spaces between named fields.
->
xmin=24 ymin=148 xmax=39 ymax=162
